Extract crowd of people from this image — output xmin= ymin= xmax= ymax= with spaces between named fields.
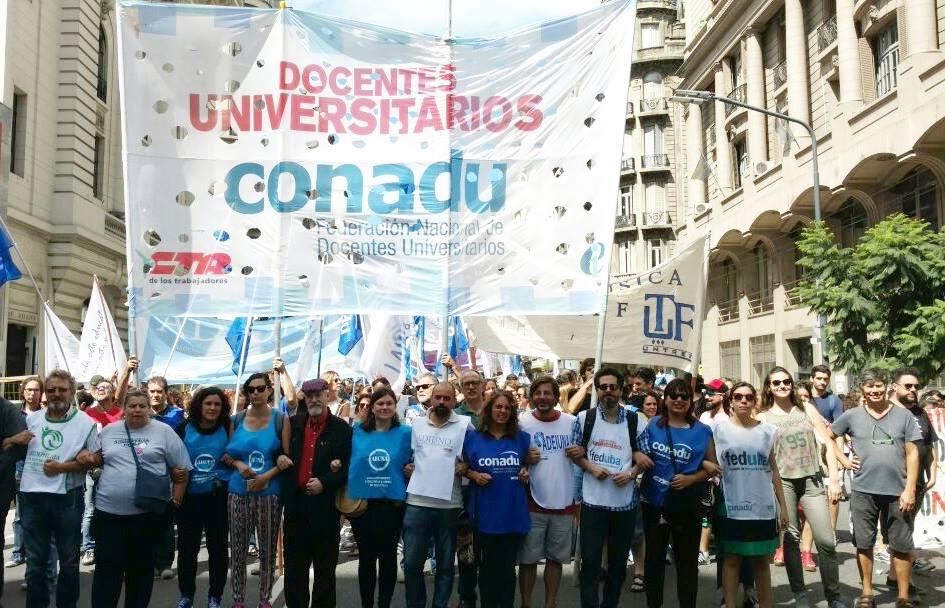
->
xmin=0 ymin=355 xmax=940 ymax=608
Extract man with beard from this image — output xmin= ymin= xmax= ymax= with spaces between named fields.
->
xmin=570 ymin=368 xmax=652 ymax=608
xmin=889 ymin=367 xmax=938 ymax=579
xmin=402 ymin=372 xmax=437 ymax=426
xmin=519 ymin=376 xmax=579 ymax=608
xmin=5 ymin=370 xmax=96 ymax=608
xmin=811 ymin=365 xmax=844 ymax=423
xmin=403 ymin=383 xmax=471 ymax=608
xmin=282 ymin=378 xmax=352 ymax=608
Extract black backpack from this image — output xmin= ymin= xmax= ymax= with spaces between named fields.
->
xmin=580 ymin=407 xmax=639 ymax=452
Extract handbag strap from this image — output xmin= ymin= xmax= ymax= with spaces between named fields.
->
xmin=665 ymin=423 xmax=678 ymax=475
xmin=124 ymin=422 xmax=143 ymax=471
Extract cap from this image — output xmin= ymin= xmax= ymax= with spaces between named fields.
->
xmin=89 ymin=375 xmax=106 ymax=387
xmin=300 ymin=378 xmax=329 ymax=393
xmin=705 ymin=378 xmax=726 ymax=393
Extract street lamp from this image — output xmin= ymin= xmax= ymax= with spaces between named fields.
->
xmin=671 ymin=89 xmax=827 ymax=362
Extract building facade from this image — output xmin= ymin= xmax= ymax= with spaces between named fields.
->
xmin=676 ymin=0 xmax=945 ymax=389
xmin=0 ymin=0 xmax=271 ymax=379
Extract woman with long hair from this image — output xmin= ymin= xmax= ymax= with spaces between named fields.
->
xmin=715 ymin=382 xmax=788 ymax=608
xmin=641 ymin=390 xmax=661 ymax=419
xmin=352 ymin=391 xmax=372 ymax=426
xmin=757 ymin=367 xmax=843 ymax=608
xmin=175 ymin=387 xmax=233 ymax=608
xmin=639 ymin=378 xmax=716 ymax=608
xmin=225 ymin=372 xmax=292 ymax=608
xmin=322 ymin=370 xmax=351 ymax=422
xmin=347 ymin=388 xmax=413 ymax=608
xmin=463 ymin=391 xmax=531 ymax=608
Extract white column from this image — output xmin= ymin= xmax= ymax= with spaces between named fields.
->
xmin=714 ymin=62 xmax=733 ymax=192
xmin=686 ymin=102 xmax=706 ymax=213
xmin=836 ymin=0 xmax=863 ymax=106
xmin=785 ymin=0 xmax=810 ymax=126
xmin=746 ymin=29 xmax=768 ymax=163
xmin=907 ymin=0 xmax=939 ymax=57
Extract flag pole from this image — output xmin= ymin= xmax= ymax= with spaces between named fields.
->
xmin=439 ymin=0 xmax=454 ymax=383
xmin=92 ymin=274 xmax=121 ymax=375
xmin=316 ymin=317 xmax=324 ymax=377
xmin=161 ymin=317 xmax=189 ymax=378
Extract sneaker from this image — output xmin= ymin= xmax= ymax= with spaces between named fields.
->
xmin=743 ymin=588 xmax=760 ymax=608
xmin=794 ymin=591 xmax=813 ymax=608
xmin=773 ymin=546 xmax=785 ymax=566
xmin=250 ymin=564 xmax=260 ymax=575
xmin=913 ymin=558 xmax=936 ymax=574
xmin=81 ymin=550 xmax=95 ymax=566
xmin=698 ymin=551 xmax=711 ymax=566
xmin=875 ymin=548 xmax=891 ymax=564
xmin=208 ymin=598 xmax=223 ymax=608
xmin=247 ymin=544 xmax=258 ymax=557
xmin=161 ymin=567 xmax=175 ymax=580
xmin=827 ymin=600 xmax=849 ymax=608
xmin=5 ymin=556 xmax=23 ymax=568
xmin=20 ymin=581 xmax=26 ymax=591
xmin=665 ymin=545 xmax=673 ymax=565
xmin=801 ymin=551 xmax=817 ymax=572
xmin=177 ymin=597 xmax=194 ymax=608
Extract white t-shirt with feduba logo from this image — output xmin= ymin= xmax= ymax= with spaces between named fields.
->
xmin=714 ymin=420 xmax=778 ymax=520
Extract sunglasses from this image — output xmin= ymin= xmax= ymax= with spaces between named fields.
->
xmin=665 ymin=393 xmax=690 ymax=401
xmin=246 ymin=385 xmax=269 ymax=394
xmin=732 ymin=393 xmax=756 ymax=402
xmin=770 ymin=379 xmax=793 ymax=387
xmin=899 ymin=383 xmax=921 ymax=390
xmin=417 ymin=383 xmax=434 ymax=390
xmin=598 ymin=383 xmax=620 ymax=391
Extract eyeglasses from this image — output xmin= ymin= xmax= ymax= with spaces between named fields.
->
xmin=597 ymin=384 xmax=620 ymax=391
xmin=871 ymin=423 xmax=894 ymax=446
xmin=770 ymin=379 xmax=793 ymax=387
xmin=417 ymin=384 xmax=434 ymax=390
xmin=665 ymin=393 xmax=690 ymax=401
xmin=246 ymin=385 xmax=269 ymax=394
xmin=731 ymin=393 xmax=756 ymax=402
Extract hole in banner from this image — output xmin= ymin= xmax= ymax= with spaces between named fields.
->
xmin=135 ymin=50 xmax=147 ymax=60
xmin=302 ymin=218 xmax=316 ymax=230
xmin=162 ymin=63 xmax=174 ymax=73
xmin=583 ymin=117 xmax=595 ymax=128
xmin=553 ymin=206 xmax=566 ymax=218
xmin=583 ymin=201 xmax=593 ymax=211
xmin=595 ymin=93 xmax=605 ymax=102
xmin=143 ymin=230 xmax=162 ymax=247
xmin=256 ymin=59 xmax=265 ymax=68
xmin=213 ymin=230 xmax=230 ymax=242
xmin=348 ymin=252 xmax=364 ymax=264
xmin=153 ymin=100 xmax=168 ymax=114
xmin=141 ymin=135 xmax=152 ymax=147
xmin=318 ymin=251 xmax=334 ymax=264
xmin=556 ymin=243 xmax=569 ymax=255
xmin=585 ymin=233 xmax=595 ymax=244
xmin=178 ymin=234 xmax=189 ymax=243
xmin=173 ymin=126 xmax=188 ymax=140
xmin=220 ymin=128 xmax=239 ymax=144
xmin=260 ymin=137 xmax=270 ymax=147
xmin=561 ymin=279 xmax=573 ymax=291
xmin=224 ymin=80 xmax=240 ymax=93
xmin=306 ymin=140 xmax=319 ymax=150
xmin=175 ymin=191 xmax=195 ymax=206
xmin=225 ymin=42 xmax=242 ymax=57
xmin=552 ymin=167 xmax=564 ymax=178
xmin=241 ymin=266 xmax=253 ymax=275
xmin=586 ymin=159 xmax=594 ymax=170
xmin=246 ymin=228 xmax=261 ymax=239
xmin=253 ymin=182 xmax=265 ymax=193
xmin=208 ymin=181 xmax=227 ymax=196
xmin=254 ymin=98 xmax=266 ymax=111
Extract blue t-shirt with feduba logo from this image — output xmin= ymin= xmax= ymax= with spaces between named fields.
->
xmin=348 ymin=424 xmax=413 ymax=500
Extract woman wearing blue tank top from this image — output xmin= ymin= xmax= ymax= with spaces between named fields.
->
xmin=175 ymin=386 xmax=233 ymax=608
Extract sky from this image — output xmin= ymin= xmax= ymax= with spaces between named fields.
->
xmin=289 ymin=0 xmax=605 ymax=38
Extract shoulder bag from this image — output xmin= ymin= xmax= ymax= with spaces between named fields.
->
xmin=661 ymin=423 xmax=714 ymax=517
xmin=124 ymin=422 xmax=171 ymax=513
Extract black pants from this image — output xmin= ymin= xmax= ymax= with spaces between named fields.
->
xmin=642 ymin=503 xmax=702 ymax=608
xmin=0 ymin=503 xmax=8 ymax=608
xmin=284 ymin=514 xmax=341 ymax=608
xmin=350 ymin=501 xmax=404 ymax=608
xmin=177 ymin=487 xmax=229 ymax=600
xmin=475 ymin=531 xmax=524 ymax=608
xmin=579 ymin=505 xmax=635 ymax=608
xmin=90 ymin=510 xmax=165 ymax=608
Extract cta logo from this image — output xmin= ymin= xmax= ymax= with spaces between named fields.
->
xmin=150 ymin=252 xmax=232 ymax=275
xmin=368 ymin=448 xmax=391 ymax=472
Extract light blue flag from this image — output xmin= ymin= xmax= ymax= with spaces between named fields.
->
xmin=338 ymin=315 xmax=363 ymax=356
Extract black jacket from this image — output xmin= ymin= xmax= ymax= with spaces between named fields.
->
xmin=0 ymin=399 xmax=27 ymax=507
xmin=281 ymin=410 xmax=352 ymax=526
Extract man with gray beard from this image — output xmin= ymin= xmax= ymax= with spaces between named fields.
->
xmin=5 ymin=370 xmax=97 ymax=608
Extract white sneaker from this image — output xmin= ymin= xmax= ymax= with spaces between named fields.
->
xmin=81 ymin=550 xmax=95 ymax=566
xmin=794 ymin=591 xmax=813 ymax=608
xmin=160 ymin=568 xmax=175 ymax=580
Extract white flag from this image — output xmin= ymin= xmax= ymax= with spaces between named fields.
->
xmin=75 ymin=277 xmax=128 ymax=382
xmin=359 ymin=315 xmax=411 ymax=381
xmin=43 ymin=303 xmax=81 ymax=375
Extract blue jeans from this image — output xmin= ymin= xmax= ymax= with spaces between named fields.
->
xmin=402 ymin=505 xmax=459 ymax=608
xmin=81 ymin=473 xmax=95 ymax=552
xmin=21 ymin=487 xmax=83 ymax=608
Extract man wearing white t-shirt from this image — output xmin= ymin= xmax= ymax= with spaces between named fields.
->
xmin=519 ymin=376 xmax=581 ymax=608
xmin=570 ymin=368 xmax=651 ymax=608
xmin=403 ymin=383 xmax=471 ymax=608
xmin=6 ymin=370 xmax=97 ymax=608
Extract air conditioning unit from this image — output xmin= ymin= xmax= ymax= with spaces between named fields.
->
xmin=755 ymin=160 xmax=774 ymax=176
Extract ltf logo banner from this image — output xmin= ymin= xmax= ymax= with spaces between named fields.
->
xmin=638 ymin=294 xmax=697 ymax=362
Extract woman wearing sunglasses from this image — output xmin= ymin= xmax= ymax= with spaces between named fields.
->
xmin=714 ymin=382 xmax=788 ymax=608
xmin=756 ymin=367 xmax=845 ymax=608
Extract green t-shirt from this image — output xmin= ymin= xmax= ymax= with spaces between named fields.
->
xmin=454 ymin=403 xmax=481 ymax=430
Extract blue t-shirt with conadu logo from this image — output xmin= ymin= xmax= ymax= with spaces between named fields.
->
xmin=639 ymin=416 xmax=713 ymax=507
xmin=348 ymin=424 xmax=413 ymax=500
xmin=181 ymin=423 xmax=229 ymax=494
xmin=463 ymin=429 xmax=532 ymax=535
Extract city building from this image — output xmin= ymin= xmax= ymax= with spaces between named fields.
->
xmin=0 ymin=0 xmax=272 ymax=381
xmin=611 ymin=0 xmax=688 ymax=280
xmin=674 ymin=0 xmax=945 ymax=389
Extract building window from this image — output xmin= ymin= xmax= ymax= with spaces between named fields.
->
xmin=647 ymin=238 xmax=665 ymax=269
xmin=611 ymin=239 xmax=637 ymax=275
xmin=97 ymin=26 xmax=108 ymax=103
xmin=643 ymin=72 xmax=662 ymax=99
xmin=640 ymin=22 xmax=660 ymax=49
xmin=719 ymin=340 xmax=741 ymax=380
xmin=643 ymin=123 xmax=663 ymax=156
xmin=618 ymin=188 xmax=632 ymax=216
xmin=733 ymin=139 xmax=747 ymax=189
xmin=874 ymin=21 xmax=899 ymax=97
xmin=92 ymin=135 xmax=105 ymax=199
xmin=645 ymin=180 xmax=664 ymax=214
xmin=722 ymin=259 xmax=738 ymax=302
xmin=788 ymin=337 xmax=814 ymax=380
xmin=753 ymin=244 xmax=772 ymax=298
xmin=837 ymin=200 xmax=868 ymax=247
xmin=749 ymin=334 xmax=776 ymax=388
xmin=10 ymin=91 xmax=26 ymax=177
xmin=893 ymin=167 xmax=939 ymax=229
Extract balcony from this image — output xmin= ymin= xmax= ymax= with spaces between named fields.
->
xmin=614 ymin=214 xmax=637 ymax=232
xmin=773 ymin=61 xmax=787 ymax=90
xmin=620 ymin=157 xmax=636 ymax=175
xmin=638 ymin=0 xmax=678 ymax=9
xmin=634 ymin=41 xmax=685 ymax=64
xmin=724 ymin=84 xmax=747 ymax=118
xmin=638 ymin=97 xmax=669 ymax=117
xmin=747 ymin=290 xmax=775 ymax=317
xmin=639 ymin=153 xmax=671 ymax=172
xmin=717 ymin=298 xmax=739 ymax=324
xmin=817 ymin=15 xmax=838 ymax=52
xmin=783 ymin=279 xmax=804 ymax=309
xmin=626 ymin=101 xmax=634 ymax=118
xmin=104 ymin=213 xmax=126 ymax=240
xmin=641 ymin=210 xmax=672 ymax=228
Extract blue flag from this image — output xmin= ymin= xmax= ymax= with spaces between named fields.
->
xmin=0 ymin=224 xmax=22 ymax=288
xmin=449 ymin=316 xmax=469 ymax=358
xmin=225 ymin=317 xmax=252 ymax=376
xmin=338 ymin=315 xmax=363 ymax=356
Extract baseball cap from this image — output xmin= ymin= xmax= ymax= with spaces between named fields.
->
xmin=705 ymin=378 xmax=726 ymax=393
xmin=300 ymin=379 xmax=329 ymax=393
xmin=90 ymin=375 xmax=107 ymax=387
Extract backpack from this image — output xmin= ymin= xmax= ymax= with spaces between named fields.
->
xmin=580 ymin=407 xmax=639 ymax=452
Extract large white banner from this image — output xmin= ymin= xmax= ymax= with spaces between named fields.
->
xmin=914 ymin=408 xmax=945 ymax=549
xmin=117 ymin=1 xmax=634 ymax=321
xmin=465 ymin=236 xmax=708 ymax=371
xmin=75 ymin=279 xmax=128 ymax=382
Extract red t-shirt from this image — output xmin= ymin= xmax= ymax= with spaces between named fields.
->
xmin=296 ymin=412 xmax=328 ymax=489
xmin=85 ymin=404 xmax=124 ymax=428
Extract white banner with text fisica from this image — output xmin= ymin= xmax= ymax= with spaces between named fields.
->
xmin=117 ymin=0 xmax=635 ymax=321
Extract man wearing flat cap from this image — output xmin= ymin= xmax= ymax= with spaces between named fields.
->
xmin=282 ymin=378 xmax=353 ymax=608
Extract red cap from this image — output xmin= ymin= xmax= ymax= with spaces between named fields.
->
xmin=705 ymin=378 xmax=726 ymax=392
